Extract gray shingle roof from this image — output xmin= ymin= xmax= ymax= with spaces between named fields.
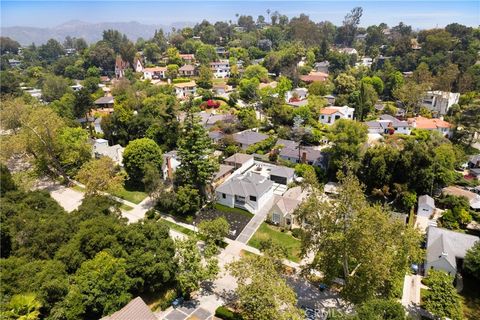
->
xmin=94 ymin=96 xmax=114 ymax=105
xmin=101 ymin=297 xmax=157 ymax=320
xmin=270 ymin=166 xmax=295 ymax=179
xmin=224 ymin=153 xmax=253 ymax=165
xmin=233 ymin=130 xmax=268 ymax=146
xmin=418 ymin=195 xmax=435 ymax=208
xmin=216 ymin=172 xmax=273 ymax=197
xmin=426 ymin=227 xmax=479 ymax=271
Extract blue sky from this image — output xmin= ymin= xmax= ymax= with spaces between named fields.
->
xmin=2 ymin=1 xmax=479 ymax=29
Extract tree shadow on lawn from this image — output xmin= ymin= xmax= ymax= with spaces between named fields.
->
xmin=195 ymin=206 xmax=253 ymax=240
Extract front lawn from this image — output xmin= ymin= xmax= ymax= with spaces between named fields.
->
xmin=195 ymin=204 xmax=253 ymax=240
xmin=248 ymin=223 xmax=302 ymax=263
xmin=460 ymin=274 xmax=480 ymax=319
xmin=160 ymin=218 xmax=196 ymax=237
xmin=111 ymin=186 xmax=147 ymax=204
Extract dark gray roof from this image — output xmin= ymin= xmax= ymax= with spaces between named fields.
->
xmin=208 ymin=131 xmax=224 ymax=141
xmin=276 ymin=139 xmax=298 ymax=149
xmin=233 ymin=130 xmax=269 ymax=146
xmin=101 ymin=297 xmax=156 ymax=320
xmin=270 ymin=166 xmax=295 ymax=178
xmin=214 ymin=164 xmax=234 ymax=180
xmin=418 ymin=195 xmax=435 ymax=208
xmin=224 ymin=153 xmax=253 ymax=165
xmin=94 ymin=96 xmax=114 ymax=105
xmin=216 ymin=172 xmax=273 ymax=197
xmin=426 ymin=227 xmax=479 ymax=271
xmin=279 ymin=144 xmax=325 ymax=165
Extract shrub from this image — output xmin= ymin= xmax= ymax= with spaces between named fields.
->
xmin=291 ymin=228 xmax=304 ymax=239
xmin=215 ymin=306 xmax=243 ymax=320
xmin=157 ymin=288 xmax=178 ymax=310
xmin=172 ymin=78 xmax=190 ymax=84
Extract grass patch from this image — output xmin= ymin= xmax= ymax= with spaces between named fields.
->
xmin=460 ymin=274 xmax=480 ymax=320
xmin=160 ymin=218 xmax=196 ymax=237
xmin=141 ymin=287 xmax=178 ymax=311
xmin=120 ymin=203 xmax=134 ymax=211
xmin=240 ymin=249 xmax=259 ymax=258
xmin=214 ymin=203 xmax=254 ymax=219
xmin=111 ymin=186 xmax=147 ymax=204
xmin=71 ymin=185 xmax=85 ymax=192
xmin=248 ymin=223 xmax=302 ymax=263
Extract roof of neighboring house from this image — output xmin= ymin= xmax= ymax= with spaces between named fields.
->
xmin=300 ymin=72 xmax=329 ymax=83
xmin=216 ymin=172 xmax=273 ymax=197
xmin=232 ymin=130 xmax=269 ymax=146
xmin=93 ymin=140 xmax=124 ymax=164
xmin=276 ymin=139 xmax=298 ymax=149
xmin=259 ymin=81 xmax=277 ymax=89
xmin=101 ymin=297 xmax=157 ymax=320
xmin=208 ymin=130 xmax=225 ymax=141
xmin=224 ymin=153 xmax=254 ymax=165
xmin=270 ymin=166 xmax=295 ymax=179
xmin=468 ymin=154 xmax=480 ymax=165
xmin=179 ymin=64 xmax=195 ymax=71
xmin=426 ymin=226 xmax=479 ymax=272
xmin=94 ymin=96 xmax=114 ymax=105
xmin=214 ymin=164 xmax=235 ymax=181
xmin=174 ymin=81 xmax=197 ymax=88
xmin=161 ymin=150 xmax=179 ymax=171
xmin=279 ymin=145 xmax=325 ymax=164
xmin=179 ymin=53 xmax=195 ymax=59
xmin=287 ymin=100 xmax=309 ymax=107
xmin=272 ymin=186 xmax=308 ymax=217
xmin=442 ymin=186 xmax=480 ymax=209
xmin=408 ymin=116 xmax=452 ymax=129
xmin=379 ymin=114 xmax=410 ymax=127
xmin=320 ymin=106 xmax=352 ymax=115
xmin=144 ymin=67 xmax=167 ymax=72
xmin=418 ymin=195 xmax=435 ymax=208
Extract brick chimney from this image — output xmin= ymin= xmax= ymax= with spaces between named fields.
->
xmin=302 ymin=152 xmax=307 ymax=164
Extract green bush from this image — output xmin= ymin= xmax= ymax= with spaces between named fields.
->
xmin=291 ymin=228 xmax=304 ymax=239
xmin=172 ymin=78 xmax=191 ymax=84
xmin=157 ymin=288 xmax=178 ymax=310
xmin=215 ymin=306 xmax=243 ymax=320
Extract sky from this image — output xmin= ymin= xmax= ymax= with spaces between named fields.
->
xmin=1 ymin=1 xmax=479 ymax=29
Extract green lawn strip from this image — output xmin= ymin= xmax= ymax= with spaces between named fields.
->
xmin=71 ymin=184 xmax=85 ymax=192
xmin=111 ymin=186 xmax=147 ymax=204
xmin=160 ymin=218 xmax=196 ymax=237
xmin=248 ymin=222 xmax=302 ymax=263
xmin=459 ymin=275 xmax=480 ymax=319
xmin=214 ymin=203 xmax=254 ymax=219
xmin=240 ymin=249 xmax=259 ymax=258
xmin=120 ymin=203 xmax=134 ymax=211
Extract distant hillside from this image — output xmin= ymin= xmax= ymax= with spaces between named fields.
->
xmin=1 ymin=20 xmax=193 ymax=45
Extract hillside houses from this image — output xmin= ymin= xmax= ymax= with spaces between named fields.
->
xmin=319 ymin=106 xmax=355 ymax=125
xmin=422 ymin=91 xmax=460 ymax=116
xmin=365 ymin=114 xmax=412 ymax=135
xmin=407 ymin=116 xmax=452 ymax=137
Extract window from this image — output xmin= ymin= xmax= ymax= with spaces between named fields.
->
xmin=321 ymin=115 xmax=324 ymax=119
xmin=335 ymin=115 xmax=341 ymax=120
xmin=222 ymin=193 xmax=226 ymax=199
xmin=249 ymin=195 xmax=257 ymax=202
xmin=272 ymin=212 xmax=280 ymax=224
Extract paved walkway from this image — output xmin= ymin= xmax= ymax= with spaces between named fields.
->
xmin=235 ymin=197 xmax=275 ymax=243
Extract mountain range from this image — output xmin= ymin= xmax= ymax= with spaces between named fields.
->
xmin=1 ymin=20 xmax=194 ymax=45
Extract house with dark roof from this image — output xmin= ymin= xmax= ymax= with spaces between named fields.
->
xmin=232 ymin=130 xmax=269 ymax=149
xmin=94 ymin=96 xmax=115 ymax=109
xmin=179 ymin=64 xmax=196 ymax=77
xmin=216 ymin=172 xmax=274 ymax=214
xmin=101 ymin=297 xmax=157 ymax=320
xmin=277 ymin=139 xmax=326 ymax=168
xmin=425 ymin=226 xmax=479 ymax=276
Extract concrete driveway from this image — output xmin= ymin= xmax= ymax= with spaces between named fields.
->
xmin=236 ymin=197 xmax=275 ymax=243
xmin=49 ymin=185 xmax=84 ymax=212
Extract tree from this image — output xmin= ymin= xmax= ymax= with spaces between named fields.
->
xmin=0 ymin=36 xmax=20 ymax=54
xmin=88 ymin=41 xmax=115 ymax=71
xmin=143 ymin=42 xmax=161 ymax=63
xmin=123 ymin=138 xmax=163 ymax=185
xmin=276 ymin=76 xmax=293 ymax=99
xmin=237 ymin=107 xmax=260 ymax=130
xmin=175 ymin=185 xmax=201 ymax=216
xmin=38 ymin=39 xmax=64 ymax=62
xmin=2 ymin=293 xmax=41 ymax=320
xmin=0 ymin=163 xmax=16 ymax=195
xmin=56 ymin=127 xmax=92 ymax=176
xmin=198 ymin=217 xmax=229 ymax=254
xmin=295 ymin=172 xmax=423 ymax=303
xmin=393 ymin=80 xmax=429 ymax=114
xmin=334 ymin=73 xmax=357 ymax=94
xmin=166 ymin=64 xmax=179 ymax=79
xmin=0 ymin=71 xmax=21 ymax=96
xmin=422 ymin=270 xmax=463 ymax=320
xmin=336 ymin=7 xmax=363 ymax=46
xmin=141 ymin=163 xmax=163 ymax=199
xmin=327 ymin=120 xmax=368 ymax=175
xmin=76 ymin=157 xmax=124 ymax=195
xmin=228 ymin=255 xmax=304 ymax=320
xmin=239 ymin=78 xmax=260 ymax=102
xmin=464 ymin=241 xmax=480 ymax=280
xmin=195 ymin=44 xmax=218 ymax=64
xmin=354 ymin=82 xmax=378 ymax=121
xmin=175 ymin=238 xmax=218 ymax=298
xmin=197 ymin=65 xmax=213 ymax=89
xmin=356 ymin=299 xmax=406 ymax=320
xmin=66 ymin=251 xmax=133 ymax=318
xmin=243 ymin=65 xmax=269 ymax=82
xmin=176 ymin=102 xmax=218 ymax=197
xmin=42 ymin=74 xmax=71 ymax=102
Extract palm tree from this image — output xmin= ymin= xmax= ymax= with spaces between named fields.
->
xmin=3 ymin=294 xmax=41 ymax=320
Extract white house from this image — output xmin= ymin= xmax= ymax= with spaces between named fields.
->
xmin=417 ymin=195 xmax=435 ymax=218
xmin=216 ymin=172 xmax=274 ymax=214
xmin=133 ymin=58 xmax=144 ymax=73
xmin=422 ymin=91 xmax=460 ymax=116
xmin=174 ymin=81 xmax=197 ymax=99
xmin=210 ymin=60 xmax=230 ymax=78
xmin=143 ymin=67 xmax=167 ymax=80
xmin=319 ymin=106 xmax=355 ymax=125
xmin=285 ymin=88 xmax=308 ymax=102
xmin=93 ymin=139 xmax=124 ymax=166
xmin=425 ymin=226 xmax=479 ymax=276
xmin=365 ymin=115 xmax=412 ymax=135
xmin=338 ymin=48 xmax=358 ymax=55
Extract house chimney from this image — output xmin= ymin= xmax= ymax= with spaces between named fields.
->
xmin=302 ymin=152 xmax=307 ymax=164
xmin=167 ymin=157 xmax=173 ymax=180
